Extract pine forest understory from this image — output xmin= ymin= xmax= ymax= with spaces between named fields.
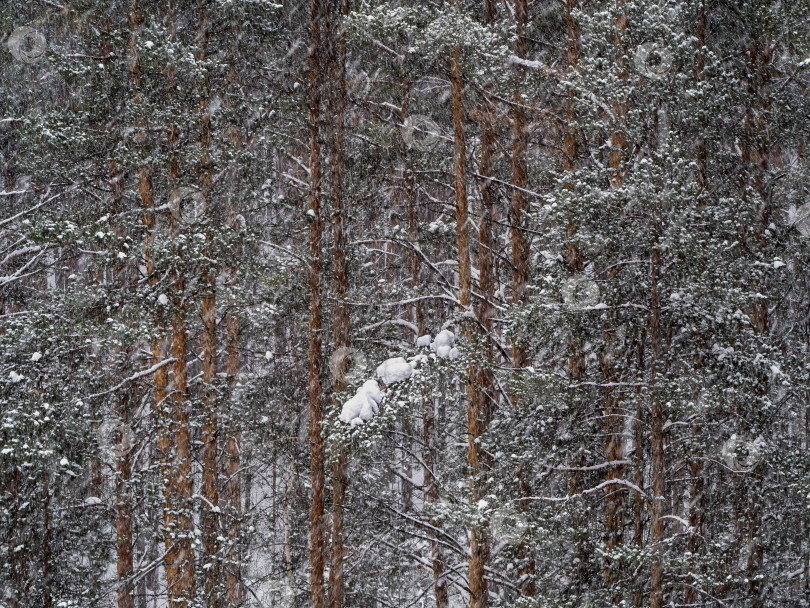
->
xmin=2 ymin=0 xmax=810 ymax=606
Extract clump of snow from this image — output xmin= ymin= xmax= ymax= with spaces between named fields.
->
xmin=158 ymin=294 xmax=169 ymax=306
xmin=416 ymin=334 xmax=432 ymax=348
xmin=376 ymin=357 xmax=413 ymax=384
xmin=339 ymin=379 xmax=384 ymax=425
xmin=408 ymin=354 xmax=428 ymax=368
xmin=432 ymin=329 xmax=454 ymax=349
xmin=9 ymin=371 xmax=23 ymax=383
xmin=84 ymin=496 xmax=102 ymax=506
xmin=430 ymin=330 xmax=456 ymax=359
xmin=361 ymin=379 xmax=384 ymax=403
xmin=339 ymin=393 xmax=368 ymax=424
xmin=59 ymin=457 xmax=69 ymax=466
xmin=31 ymin=352 xmax=42 ymax=362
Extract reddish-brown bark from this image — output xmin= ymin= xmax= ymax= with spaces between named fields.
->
xmin=308 ymin=1 xmax=327 ymax=606
xmin=450 ymin=12 xmax=488 ymax=606
xmin=197 ymin=2 xmax=222 ymax=605
xmin=649 ymin=249 xmax=664 ymax=608
xmin=328 ymin=2 xmax=350 ymax=606
xmin=165 ymin=3 xmax=195 ymax=605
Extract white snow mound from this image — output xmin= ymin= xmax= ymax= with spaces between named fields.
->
xmin=409 ymin=354 xmax=428 ymax=368
xmin=416 ymin=334 xmax=432 ymax=348
xmin=361 ymin=379 xmax=384 ymax=404
xmin=431 ymin=330 xmax=455 ymax=357
xmin=339 ymin=379 xmax=384 ymax=424
xmin=376 ymin=357 xmax=413 ymax=384
xmin=340 ymin=392 xmax=371 ymax=423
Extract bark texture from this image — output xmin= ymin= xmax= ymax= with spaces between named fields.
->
xmin=308 ymin=0 xmax=327 ymax=606
xmin=328 ymin=1 xmax=350 ymax=606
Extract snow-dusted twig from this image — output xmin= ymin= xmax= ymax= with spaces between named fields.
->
xmin=372 ymin=39 xmax=405 ymax=63
xmin=0 ymin=245 xmax=46 ymax=267
xmin=81 ymin=358 xmax=177 ymax=401
xmin=541 ymin=459 xmax=632 ymax=473
xmin=356 ymin=317 xmax=419 ymax=336
xmin=516 ymin=478 xmax=647 ymax=505
xmin=260 ymin=239 xmax=311 ymax=269
xmin=0 ymin=248 xmax=49 ymax=287
xmin=0 ymin=192 xmax=60 ymax=227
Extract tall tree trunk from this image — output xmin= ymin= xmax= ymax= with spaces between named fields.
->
xmin=223 ymin=32 xmax=245 ymax=608
xmin=510 ymin=0 xmax=535 ymax=598
xmin=742 ymin=36 xmax=772 ymax=608
xmin=561 ymin=0 xmax=591 ymax=593
xmin=649 ymin=249 xmax=664 ymax=608
xmin=223 ymin=297 xmax=243 ymax=608
xmin=328 ymin=1 xmax=350 ymax=606
xmin=41 ymin=480 xmax=52 ymax=608
xmin=111 ymin=148 xmax=134 ymax=608
xmin=112 ymin=16 xmax=147 ymax=605
xmin=449 ymin=12 xmax=487 ymax=607
xmin=511 ymin=0 xmax=530 ymax=370
xmin=684 ymin=3 xmax=707 ymax=604
xmin=198 ymin=1 xmax=221 ymax=606
xmin=132 ymin=0 xmax=170 ymax=600
xmin=166 ymin=3 xmax=195 ymax=605
xmin=423 ymin=397 xmax=449 ymax=608
xmin=604 ymin=0 xmax=628 ymax=595
xmin=473 ymin=1 xmax=499 ymax=602
xmin=116 ymin=392 xmax=135 ymax=608
xmin=308 ymin=0 xmax=327 ymax=606
xmin=477 ymin=0 xmax=497 ymax=435
xmin=632 ymin=400 xmax=645 ymax=608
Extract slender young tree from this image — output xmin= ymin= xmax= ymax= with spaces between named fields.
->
xmin=308 ymin=0 xmax=327 ymax=606
xmin=448 ymin=3 xmax=488 ymax=606
xmin=510 ymin=0 xmax=536 ymax=598
xmin=166 ymin=2 xmax=195 ymax=604
xmin=683 ymin=3 xmax=708 ymax=605
xmin=603 ymin=0 xmax=629 ymax=594
xmin=649 ymin=248 xmax=664 ymax=608
xmin=476 ymin=0 xmax=497 ymax=461
xmin=197 ymin=1 xmax=222 ymax=605
xmin=223 ymin=18 xmax=245 ymax=608
xmin=130 ymin=2 xmax=173 ymax=602
xmin=511 ymin=0 xmax=530 ymax=370
xmin=111 ymin=155 xmax=134 ymax=608
xmin=328 ymin=1 xmax=350 ymax=607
